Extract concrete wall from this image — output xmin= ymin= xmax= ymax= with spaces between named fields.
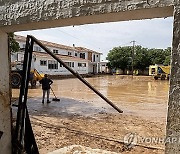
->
xmin=0 ymin=0 xmax=174 ymax=32
xmin=165 ymin=2 xmax=180 ymax=153
xmin=0 ymin=0 xmax=177 ymax=154
xmin=0 ymin=31 xmax=11 ymax=154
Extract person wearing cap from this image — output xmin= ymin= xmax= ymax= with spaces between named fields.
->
xmin=39 ymin=74 xmax=53 ymax=104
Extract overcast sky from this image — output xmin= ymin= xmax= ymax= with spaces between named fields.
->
xmin=15 ymin=17 xmax=174 ymax=61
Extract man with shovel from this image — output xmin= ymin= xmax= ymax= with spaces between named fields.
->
xmin=39 ymin=74 xmax=53 ymax=104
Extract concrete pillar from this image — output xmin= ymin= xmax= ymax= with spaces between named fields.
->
xmin=165 ymin=3 xmax=180 ymax=154
xmin=0 ymin=30 xmax=12 ymax=154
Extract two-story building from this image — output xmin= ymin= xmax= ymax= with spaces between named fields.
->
xmin=75 ymin=47 xmax=101 ymax=74
xmin=13 ymin=35 xmax=102 ymax=75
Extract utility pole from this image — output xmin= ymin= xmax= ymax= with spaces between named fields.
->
xmin=130 ymin=40 xmax=136 ymax=77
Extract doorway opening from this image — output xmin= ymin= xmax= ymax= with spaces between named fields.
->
xmin=12 ymin=17 xmax=173 ymax=153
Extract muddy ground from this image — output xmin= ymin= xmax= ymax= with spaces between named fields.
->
xmin=12 ymin=75 xmax=169 ymax=154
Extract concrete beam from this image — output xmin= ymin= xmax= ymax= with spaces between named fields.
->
xmin=0 ymin=0 xmax=174 ymax=32
xmin=0 ymin=31 xmax=12 ymax=154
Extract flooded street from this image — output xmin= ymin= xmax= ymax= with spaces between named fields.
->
xmin=12 ymin=75 xmax=169 ymax=154
xmin=13 ymin=75 xmax=169 ymax=121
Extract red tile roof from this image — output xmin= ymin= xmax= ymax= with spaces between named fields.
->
xmin=15 ymin=35 xmax=101 ymax=54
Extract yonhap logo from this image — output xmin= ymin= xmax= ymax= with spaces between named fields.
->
xmin=124 ymin=132 xmax=180 ymax=147
xmin=124 ymin=133 xmax=138 ymax=148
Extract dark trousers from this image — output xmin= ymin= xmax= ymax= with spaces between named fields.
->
xmin=42 ymin=89 xmax=50 ymax=101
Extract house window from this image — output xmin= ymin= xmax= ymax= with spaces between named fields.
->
xmin=48 ymin=60 xmax=58 ymax=69
xmin=93 ymin=54 xmax=96 ymax=62
xmin=22 ymin=44 xmax=26 ymax=48
xmin=97 ymin=55 xmax=98 ymax=57
xmin=40 ymin=60 xmax=47 ymax=66
xmin=75 ymin=53 xmax=77 ymax=56
xmin=53 ymin=49 xmax=58 ymax=54
xmin=80 ymin=53 xmax=85 ymax=59
xmin=78 ymin=63 xmax=82 ymax=67
xmin=78 ymin=63 xmax=86 ymax=67
xmin=82 ymin=63 xmax=86 ymax=67
xmin=62 ymin=62 xmax=74 ymax=67
xmin=34 ymin=46 xmax=41 ymax=52
xmin=65 ymin=62 xmax=71 ymax=67
xmin=68 ymin=52 xmax=72 ymax=56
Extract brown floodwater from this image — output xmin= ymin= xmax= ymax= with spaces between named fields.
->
xmin=12 ymin=75 xmax=169 ymax=122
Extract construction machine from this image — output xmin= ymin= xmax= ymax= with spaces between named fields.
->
xmin=11 ymin=61 xmax=44 ymax=88
xmin=149 ymin=64 xmax=170 ymax=80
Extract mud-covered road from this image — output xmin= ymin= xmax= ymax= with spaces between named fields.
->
xmin=12 ymin=75 xmax=169 ymax=154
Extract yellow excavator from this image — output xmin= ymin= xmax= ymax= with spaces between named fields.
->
xmin=11 ymin=62 xmax=44 ymax=88
xmin=149 ymin=64 xmax=170 ymax=80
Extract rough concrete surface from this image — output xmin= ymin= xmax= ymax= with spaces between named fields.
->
xmin=0 ymin=0 xmax=174 ymax=32
xmin=165 ymin=3 xmax=180 ymax=154
xmin=0 ymin=1 xmax=178 ymax=154
xmin=0 ymin=31 xmax=11 ymax=154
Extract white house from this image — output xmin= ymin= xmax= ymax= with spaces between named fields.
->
xmin=99 ymin=60 xmax=109 ymax=73
xmin=12 ymin=51 xmax=89 ymax=75
xmin=14 ymin=35 xmax=102 ymax=75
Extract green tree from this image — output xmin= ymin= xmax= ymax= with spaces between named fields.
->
xmin=163 ymin=47 xmax=171 ymax=66
xmin=107 ymin=46 xmax=132 ymax=72
xmin=8 ymin=32 xmax=20 ymax=53
xmin=148 ymin=48 xmax=166 ymax=65
xmin=107 ymin=46 xmax=172 ymax=73
xmin=133 ymin=46 xmax=151 ymax=70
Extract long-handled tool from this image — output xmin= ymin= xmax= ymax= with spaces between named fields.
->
xmin=50 ymin=87 xmax=60 ymax=101
xmin=29 ymin=35 xmax=123 ymax=113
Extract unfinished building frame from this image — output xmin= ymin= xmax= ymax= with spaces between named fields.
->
xmin=0 ymin=0 xmax=178 ymax=153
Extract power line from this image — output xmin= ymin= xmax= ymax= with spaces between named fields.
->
xmin=55 ymin=28 xmax=101 ymax=51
